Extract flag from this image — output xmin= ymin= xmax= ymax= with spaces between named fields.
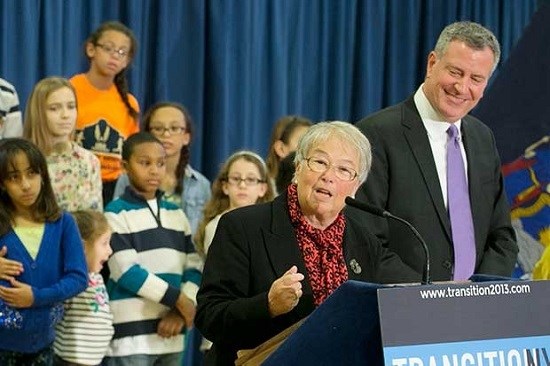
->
xmin=502 ymin=137 xmax=549 ymax=278
xmin=474 ymin=5 xmax=550 ymax=278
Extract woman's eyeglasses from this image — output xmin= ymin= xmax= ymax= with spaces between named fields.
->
xmin=305 ymin=156 xmax=358 ymax=181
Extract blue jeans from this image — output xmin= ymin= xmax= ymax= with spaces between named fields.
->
xmin=103 ymin=352 xmax=182 ymax=366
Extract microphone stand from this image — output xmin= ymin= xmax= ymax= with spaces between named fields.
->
xmin=345 ymin=196 xmax=431 ymax=285
xmin=383 ymin=212 xmax=431 ymax=285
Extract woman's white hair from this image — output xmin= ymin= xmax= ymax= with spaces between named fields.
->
xmin=294 ymin=121 xmax=372 ymax=183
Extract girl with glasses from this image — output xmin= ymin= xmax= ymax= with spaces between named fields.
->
xmin=70 ymin=20 xmax=140 ymax=206
xmin=114 ymin=102 xmax=211 ymax=236
xmin=194 ymin=150 xmax=274 ymax=353
xmin=195 ymin=151 xmax=275 ymax=258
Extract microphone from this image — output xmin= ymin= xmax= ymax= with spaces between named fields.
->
xmin=345 ymin=196 xmax=431 ymax=285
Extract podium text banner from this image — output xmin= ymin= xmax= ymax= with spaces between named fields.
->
xmin=378 ymin=280 xmax=550 ymax=366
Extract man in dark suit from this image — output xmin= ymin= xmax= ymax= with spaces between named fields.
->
xmin=351 ymin=21 xmax=517 ymax=281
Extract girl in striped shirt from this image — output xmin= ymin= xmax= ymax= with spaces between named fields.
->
xmin=54 ymin=210 xmax=114 ymax=366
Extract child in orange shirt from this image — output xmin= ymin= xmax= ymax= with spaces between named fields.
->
xmin=71 ymin=21 xmax=140 ymax=205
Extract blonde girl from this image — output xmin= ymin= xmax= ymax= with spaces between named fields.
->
xmin=23 ymin=77 xmax=102 ymax=211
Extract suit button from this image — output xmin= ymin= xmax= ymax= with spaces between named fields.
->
xmin=442 ymin=260 xmax=452 ymax=269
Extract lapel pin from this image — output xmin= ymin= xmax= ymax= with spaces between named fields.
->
xmin=349 ymin=259 xmax=362 ymax=274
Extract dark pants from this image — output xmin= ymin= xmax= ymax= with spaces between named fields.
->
xmin=0 ymin=346 xmax=53 ymax=366
xmin=100 ymin=179 xmax=117 ymax=283
xmin=102 ymin=179 xmax=117 ymax=207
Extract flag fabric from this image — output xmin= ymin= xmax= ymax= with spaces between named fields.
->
xmin=502 ymin=137 xmax=549 ymax=278
xmin=474 ymin=5 xmax=550 ymax=278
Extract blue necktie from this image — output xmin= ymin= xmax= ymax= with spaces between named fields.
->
xmin=447 ymin=124 xmax=476 ymax=280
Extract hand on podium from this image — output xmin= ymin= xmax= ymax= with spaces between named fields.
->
xmin=268 ymin=265 xmax=304 ymax=317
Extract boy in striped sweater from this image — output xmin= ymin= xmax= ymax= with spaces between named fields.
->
xmin=103 ymin=132 xmax=202 ymax=366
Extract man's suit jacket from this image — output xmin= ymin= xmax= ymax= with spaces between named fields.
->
xmin=195 ymin=193 xmax=418 ymax=365
xmin=351 ymin=95 xmax=518 ymax=281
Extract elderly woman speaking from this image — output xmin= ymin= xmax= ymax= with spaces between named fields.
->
xmin=195 ymin=121 xmax=416 ymax=365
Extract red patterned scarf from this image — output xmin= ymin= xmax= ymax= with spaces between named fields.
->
xmin=287 ymin=183 xmax=348 ymax=306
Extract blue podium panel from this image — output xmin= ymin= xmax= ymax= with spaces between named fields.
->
xmin=378 ymin=280 xmax=550 ymax=366
xmin=264 ymin=281 xmax=385 ymax=366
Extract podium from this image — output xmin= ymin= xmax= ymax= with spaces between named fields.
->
xmin=259 ymin=277 xmax=550 ymax=365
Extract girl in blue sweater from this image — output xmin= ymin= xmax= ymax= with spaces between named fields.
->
xmin=0 ymin=138 xmax=88 ymax=365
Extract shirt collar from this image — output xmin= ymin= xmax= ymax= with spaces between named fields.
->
xmin=414 ymin=85 xmax=462 ymax=139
